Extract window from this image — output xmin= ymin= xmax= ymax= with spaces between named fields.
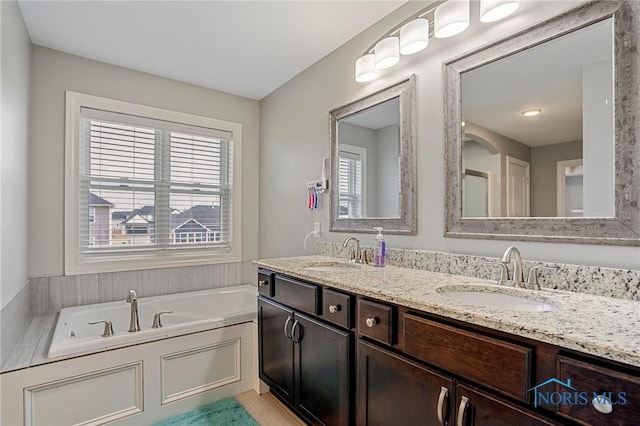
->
xmin=338 ymin=144 xmax=366 ymax=218
xmin=65 ymin=92 xmax=242 ymax=274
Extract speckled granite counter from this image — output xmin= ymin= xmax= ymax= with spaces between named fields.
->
xmin=255 ymin=255 xmax=640 ymax=368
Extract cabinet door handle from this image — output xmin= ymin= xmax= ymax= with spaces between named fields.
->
xmin=457 ymin=396 xmax=469 ymax=426
xmin=365 ymin=317 xmax=378 ymax=328
xmin=329 ymin=304 xmax=340 ymax=314
xmin=283 ymin=316 xmax=293 ymax=339
xmin=437 ymin=386 xmax=449 ymax=425
xmin=291 ymin=320 xmax=301 ymax=343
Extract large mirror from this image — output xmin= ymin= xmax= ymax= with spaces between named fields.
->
xmin=445 ymin=0 xmax=639 ymax=245
xmin=330 ymin=75 xmax=416 ymax=234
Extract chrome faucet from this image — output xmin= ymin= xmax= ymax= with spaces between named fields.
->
xmin=126 ymin=290 xmax=141 ymax=332
xmin=343 ymin=237 xmax=361 ymax=263
xmin=501 ymin=246 xmax=525 ymax=288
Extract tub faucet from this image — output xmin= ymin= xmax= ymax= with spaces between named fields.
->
xmin=501 ymin=246 xmax=525 ymax=288
xmin=126 ymin=290 xmax=141 ymax=332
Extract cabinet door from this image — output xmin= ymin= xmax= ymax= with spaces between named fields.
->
xmin=258 ymin=297 xmax=294 ymax=403
xmin=456 ymin=383 xmax=560 ymax=426
xmin=357 ymin=339 xmax=454 ymax=426
xmin=295 ymin=312 xmax=351 ymax=426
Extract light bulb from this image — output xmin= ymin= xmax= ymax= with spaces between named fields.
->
xmin=400 ymin=18 xmax=429 ymax=55
xmin=434 ymin=0 xmax=470 ymax=39
xmin=480 ymin=0 xmax=520 ymax=23
xmin=375 ymin=37 xmax=400 ymax=69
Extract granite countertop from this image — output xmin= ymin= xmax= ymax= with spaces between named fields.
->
xmin=255 ymin=255 xmax=640 ymax=368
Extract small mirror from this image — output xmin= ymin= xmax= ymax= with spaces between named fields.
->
xmin=444 ymin=1 xmax=640 ymax=245
xmin=330 ymin=76 xmax=416 ymax=234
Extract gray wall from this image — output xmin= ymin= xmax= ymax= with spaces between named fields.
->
xmin=28 ymin=46 xmax=260 ymax=278
xmin=259 ymin=0 xmax=640 ymax=269
xmin=530 ymin=140 xmax=583 ymax=217
xmin=375 ymin=124 xmax=400 ymax=217
xmin=338 ymin=122 xmax=378 ymax=215
xmin=1 ymin=1 xmax=31 ymax=308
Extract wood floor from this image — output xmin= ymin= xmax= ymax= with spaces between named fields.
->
xmin=236 ymin=390 xmax=305 ymax=426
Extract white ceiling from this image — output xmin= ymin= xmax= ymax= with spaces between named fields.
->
xmin=18 ymin=0 xmax=406 ymax=100
xmin=462 ymin=18 xmax=613 ymax=147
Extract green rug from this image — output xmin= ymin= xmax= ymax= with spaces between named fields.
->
xmin=153 ymin=397 xmax=259 ymax=426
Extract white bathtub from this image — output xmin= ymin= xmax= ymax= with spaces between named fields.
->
xmin=48 ymin=285 xmax=257 ymax=358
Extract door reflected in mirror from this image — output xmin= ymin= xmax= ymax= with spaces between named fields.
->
xmin=338 ymin=98 xmax=400 ymax=219
xmin=461 ymin=18 xmax=614 ymax=218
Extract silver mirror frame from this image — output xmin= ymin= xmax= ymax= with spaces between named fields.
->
xmin=330 ymin=75 xmax=417 ymax=234
xmin=444 ymin=0 xmax=639 ymax=246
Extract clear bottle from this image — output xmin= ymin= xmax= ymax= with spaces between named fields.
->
xmin=373 ymin=227 xmax=386 ymax=267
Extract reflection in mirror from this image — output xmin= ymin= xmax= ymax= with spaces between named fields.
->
xmin=461 ymin=18 xmax=614 ymax=218
xmin=330 ymin=75 xmax=416 ymax=234
xmin=444 ymin=0 xmax=640 ymax=245
xmin=338 ymin=98 xmax=400 ymax=219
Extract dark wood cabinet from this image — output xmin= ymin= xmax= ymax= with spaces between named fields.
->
xmin=258 ymin=281 xmax=352 ymax=426
xmin=456 ymin=383 xmax=561 ymax=426
xmin=296 ymin=313 xmax=351 ymax=426
xmin=357 ymin=339 xmax=454 ymax=426
xmin=258 ymin=297 xmax=294 ymax=402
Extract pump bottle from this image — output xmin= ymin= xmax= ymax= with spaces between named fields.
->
xmin=373 ymin=227 xmax=385 ymax=267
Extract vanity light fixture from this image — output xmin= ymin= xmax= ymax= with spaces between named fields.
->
xmin=355 ymin=54 xmax=378 ymax=82
xmin=480 ymin=0 xmax=520 ymax=23
xmin=434 ymin=0 xmax=470 ymax=38
xmin=521 ymin=108 xmax=542 ymax=117
xmin=400 ymin=18 xmax=429 ymax=55
xmin=375 ymin=37 xmax=400 ymax=69
xmin=354 ymin=0 xmax=521 ymax=82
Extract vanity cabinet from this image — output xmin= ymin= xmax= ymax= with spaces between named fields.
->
xmin=257 ymin=275 xmax=353 ymax=426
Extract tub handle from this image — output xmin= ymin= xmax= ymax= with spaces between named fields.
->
xmin=283 ymin=316 xmax=293 ymax=339
xmin=88 ymin=320 xmax=115 ymax=337
xmin=152 ymin=311 xmax=174 ymax=328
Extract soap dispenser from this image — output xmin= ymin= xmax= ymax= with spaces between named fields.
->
xmin=373 ymin=227 xmax=386 ymax=267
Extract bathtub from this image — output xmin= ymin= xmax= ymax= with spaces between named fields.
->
xmin=48 ymin=285 xmax=257 ymax=358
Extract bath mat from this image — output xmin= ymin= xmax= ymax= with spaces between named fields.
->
xmin=153 ymin=397 xmax=259 ymax=426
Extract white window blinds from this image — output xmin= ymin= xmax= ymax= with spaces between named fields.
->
xmin=338 ymin=150 xmax=363 ymax=218
xmin=80 ymin=107 xmax=234 ymax=253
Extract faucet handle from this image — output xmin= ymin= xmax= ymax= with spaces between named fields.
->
xmin=526 ymin=266 xmax=556 ymax=290
xmin=152 ymin=311 xmax=174 ymax=328
xmin=361 ymin=249 xmax=373 ymax=265
xmin=485 ymin=261 xmax=511 ymax=285
xmin=88 ymin=320 xmax=115 ymax=337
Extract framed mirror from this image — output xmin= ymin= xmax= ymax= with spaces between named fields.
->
xmin=330 ymin=75 xmax=416 ymax=234
xmin=444 ymin=0 xmax=639 ymax=245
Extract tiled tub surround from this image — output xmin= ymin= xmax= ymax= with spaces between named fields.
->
xmin=0 ymin=261 xmax=257 ymax=373
xmin=255 ymin=255 xmax=640 ymax=368
xmin=317 ymin=241 xmax=640 ymax=301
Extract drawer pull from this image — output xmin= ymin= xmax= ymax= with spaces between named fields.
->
xmin=365 ymin=317 xmax=379 ymax=328
xmin=457 ymin=396 xmax=469 ymax=426
xmin=258 ymin=280 xmax=268 ymax=287
xmin=283 ymin=316 xmax=293 ymax=339
xmin=592 ymin=394 xmax=613 ymax=414
xmin=437 ymin=386 xmax=449 ymax=425
xmin=329 ymin=304 xmax=341 ymax=314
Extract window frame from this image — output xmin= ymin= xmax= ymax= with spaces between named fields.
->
xmin=65 ymin=91 xmax=243 ymax=275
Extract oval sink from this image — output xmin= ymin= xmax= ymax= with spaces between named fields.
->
xmin=302 ymin=261 xmax=360 ymax=273
xmin=438 ymin=286 xmax=558 ymax=312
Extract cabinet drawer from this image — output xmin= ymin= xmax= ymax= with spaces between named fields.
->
xmin=402 ymin=313 xmax=531 ymax=402
xmin=358 ymin=299 xmax=394 ymax=345
xmin=322 ymin=288 xmax=353 ymax=329
xmin=257 ymin=270 xmax=274 ymax=297
xmin=556 ymin=356 xmax=640 ymax=426
xmin=273 ymin=275 xmax=320 ymax=315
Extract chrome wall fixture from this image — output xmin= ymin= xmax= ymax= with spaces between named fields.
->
xmin=355 ymin=0 xmax=520 ymax=82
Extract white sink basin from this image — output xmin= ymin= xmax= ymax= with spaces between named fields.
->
xmin=438 ymin=286 xmax=557 ymax=312
xmin=302 ymin=261 xmax=360 ymax=273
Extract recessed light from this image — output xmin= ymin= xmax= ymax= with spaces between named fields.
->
xmin=521 ymin=109 xmax=542 ymax=117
